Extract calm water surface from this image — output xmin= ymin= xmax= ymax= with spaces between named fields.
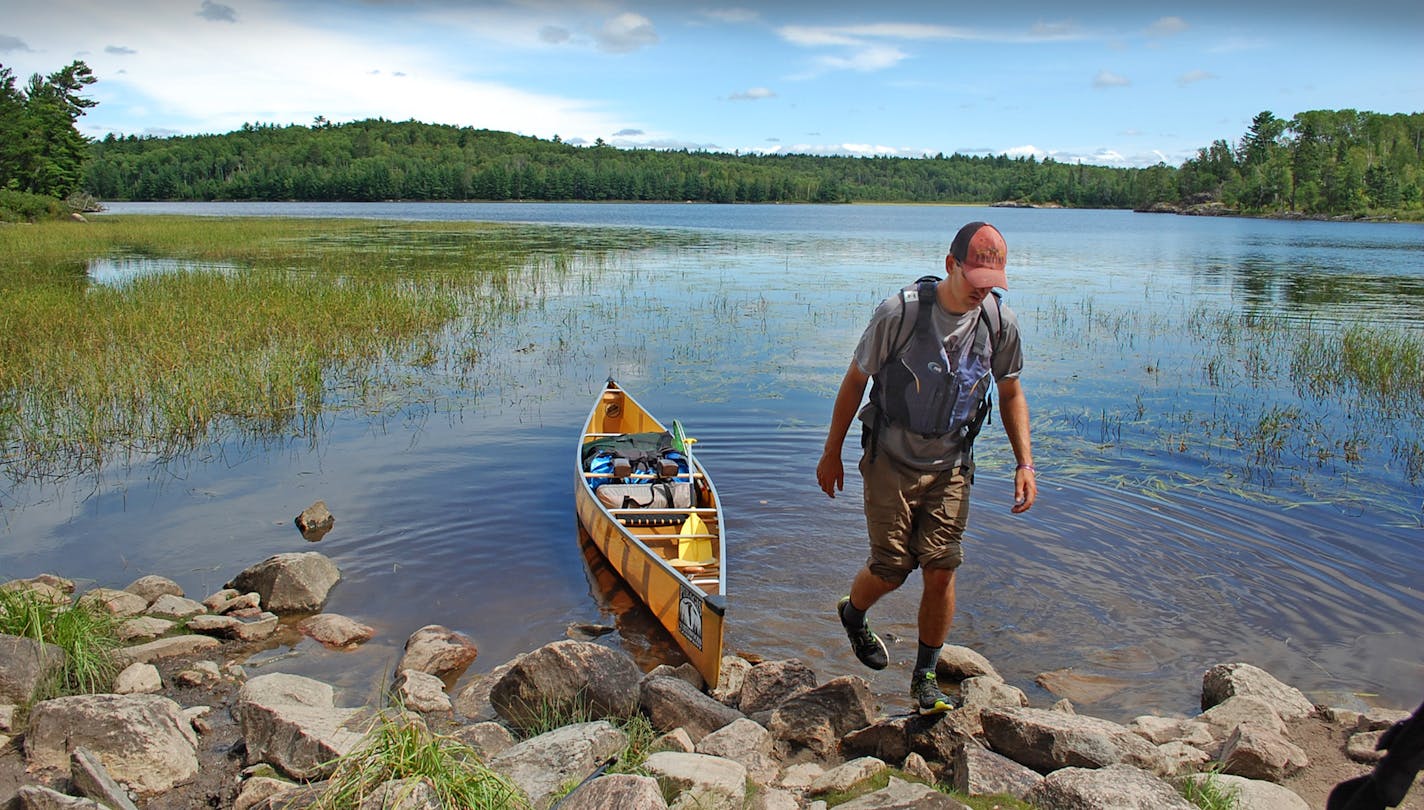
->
xmin=5 ymin=202 xmax=1422 ymax=721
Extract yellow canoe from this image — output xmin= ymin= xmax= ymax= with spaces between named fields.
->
xmin=575 ymin=379 xmax=726 ymax=688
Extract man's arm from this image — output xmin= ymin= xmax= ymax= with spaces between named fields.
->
xmin=816 ymin=361 xmax=870 ymax=499
xmin=996 ymin=376 xmax=1036 ymax=513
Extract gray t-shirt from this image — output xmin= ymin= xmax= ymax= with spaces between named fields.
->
xmin=853 ymin=288 xmax=1023 ymax=471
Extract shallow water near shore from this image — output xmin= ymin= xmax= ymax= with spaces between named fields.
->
xmin=3 ymin=202 xmax=1422 ymax=723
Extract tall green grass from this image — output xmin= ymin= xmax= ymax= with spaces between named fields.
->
xmin=0 ymin=583 xmax=121 ymax=700
xmin=310 ymin=711 xmax=526 ymax=810
xmin=0 ymin=217 xmax=572 ymax=482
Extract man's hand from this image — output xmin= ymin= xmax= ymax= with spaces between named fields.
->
xmin=1012 ymin=466 xmax=1037 ymax=513
xmin=817 ymin=452 xmax=844 ymax=498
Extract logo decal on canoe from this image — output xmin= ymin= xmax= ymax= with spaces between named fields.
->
xmin=678 ymin=584 xmax=703 ymax=650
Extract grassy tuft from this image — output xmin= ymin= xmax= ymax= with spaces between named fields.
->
xmin=311 ymin=711 xmax=526 ymax=810
xmin=0 ymin=583 xmax=122 ymax=701
xmin=1178 ymin=771 xmax=1242 ymax=810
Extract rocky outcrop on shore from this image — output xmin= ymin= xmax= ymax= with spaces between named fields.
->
xmin=1 ymin=557 xmax=1417 ymax=810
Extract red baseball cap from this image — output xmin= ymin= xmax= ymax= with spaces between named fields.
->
xmin=950 ymin=221 xmax=1008 ymax=289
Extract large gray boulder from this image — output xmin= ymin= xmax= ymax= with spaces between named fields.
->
xmin=555 ymin=773 xmax=668 ymax=810
xmin=640 ymin=675 xmax=745 ymax=741
xmin=121 ymin=575 xmax=183 ymax=605
xmin=396 ymin=625 xmax=479 ymax=684
xmin=696 ymin=717 xmax=779 ymax=783
xmin=981 ymin=706 xmax=1169 ymax=775
xmin=1201 ymin=662 xmax=1314 ymax=720
xmin=841 ymin=714 xmax=914 ymax=764
xmin=488 ymin=720 xmax=627 ymax=809
xmin=1199 ymin=694 xmax=1288 ymax=741
xmin=489 ymin=640 xmax=640 ymax=731
xmin=227 ymin=552 xmax=341 ymax=613
xmin=1181 ymin=773 xmax=1311 ymax=810
xmin=1217 ymin=722 xmax=1309 ymax=782
xmin=643 ymin=751 xmax=747 ymax=810
xmin=235 ymin=672 xmax=369 ymax=780
xmin=1027 ymin=764 xmax=1195 ymax=809
xmin=738 ymin=659 xmax=817 ymax=715
xmin=937 ymin=645 xmax=1002 ymax=682
xmin=0 ymin=634 xmax=66 ymax=704
xmin=24 ymin=693 xmax=199 ymax=794
xmin=949 ymin=740 xmax=1043 ymax=800
xmin=767 ymin=675 xmax=877 ymax=759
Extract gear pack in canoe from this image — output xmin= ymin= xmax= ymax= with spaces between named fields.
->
xmin=582 ymin=430 xmax=692 ymax=509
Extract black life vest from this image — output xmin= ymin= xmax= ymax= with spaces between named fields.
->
xmin=869 ymin=276 xmax=1003 ymax=448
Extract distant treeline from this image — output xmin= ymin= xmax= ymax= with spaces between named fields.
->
xmin=81 ymin=110 xmax=1424 ymax=217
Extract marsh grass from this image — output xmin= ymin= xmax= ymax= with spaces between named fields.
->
xmin=0 ymin=583 xmax=121 ymax=701
xmin=310 ymin=710 xmax=525 ymax=810
xmin=0 ymin=216 xmax=612 ymax=483
xmin=1033 ymin=293 xmax=1424 ymax=518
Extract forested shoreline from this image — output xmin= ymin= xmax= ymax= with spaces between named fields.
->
xmin=79 ymin=111 xmax=1424 ymax=220
xmin=3 ymin=58 xmax=1423 ymax=220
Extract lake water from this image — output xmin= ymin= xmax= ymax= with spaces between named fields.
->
xmin=5 ymin=201 xmax=1423 ymax=722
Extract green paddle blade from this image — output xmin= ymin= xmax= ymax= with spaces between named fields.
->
xmin=671 ymin=419 xmax=689 ymax=454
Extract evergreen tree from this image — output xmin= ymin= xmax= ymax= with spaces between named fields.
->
xmin=0 ymin=60 xmax=97 ymax=197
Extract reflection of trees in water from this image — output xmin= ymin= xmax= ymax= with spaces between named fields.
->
xmin=1199 ymin=256 xmax=1424 ymax=321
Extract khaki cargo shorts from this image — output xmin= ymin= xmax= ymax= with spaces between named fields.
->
xmin=858 ymin=452 xmax=971 ymax=585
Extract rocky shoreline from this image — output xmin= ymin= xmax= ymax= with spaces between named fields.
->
xmin=990 ymin=197 xmax=1405 ymax=223
xmin=2 ymin=548 xmax=1419 ymax=810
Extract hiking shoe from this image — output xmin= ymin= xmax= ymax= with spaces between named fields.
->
xmin=912 ymin=670 xmax=954 ymax=715
xmin=837 ymin=596 xmax=888 ymax=671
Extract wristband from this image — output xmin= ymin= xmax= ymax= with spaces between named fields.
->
xmin=1016 ymin=464 xmax=1036 ymax=473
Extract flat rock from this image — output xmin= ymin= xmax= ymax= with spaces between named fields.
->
xmin=1201 ymin=662 xmax=1314 ymax=720
xmin=113 ymin=634 xmax=222 ymax=667
xmin=297 ymin=614 xmax=375 ymax=648
xmin=489 ymin=720 xmax=628 ymax=810
xmin=1034 ymin=668 xmax=1132 ymax=705
xmin=25 ymin=693 xmax=199 ymax=794
xmin=1028 ymin=764 xmax=1195 ymax=809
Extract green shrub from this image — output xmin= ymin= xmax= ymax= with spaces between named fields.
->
xmin=0 ymin=190 xmax=68 ymax=223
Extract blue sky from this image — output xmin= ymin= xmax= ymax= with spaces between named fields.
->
xmin=3 ymin=1 xmax=1421 ymax=168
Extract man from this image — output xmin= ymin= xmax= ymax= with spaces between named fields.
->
xmin=815 ymin=221 xmax=1037 ymax=714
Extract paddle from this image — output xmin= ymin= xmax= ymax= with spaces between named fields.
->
xmin=672 ymin=420 xmax=714 ymax=565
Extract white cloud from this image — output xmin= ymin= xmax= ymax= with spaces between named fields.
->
xmin=1029 ymin=20 xmax=1081 ymax=40
xmin=105 ymin=45 xmax=137 ymax=55
xmin=817 ymin=45 xmax=908 ymax=72
xmin=590 ymin=12 xmax=658 ymax=54
xmin=1147 ymin=16 xmax=1189 ymax=37
xmin=699 ymin=8 xmax=759 ymax=25
xmin=1092 ymin=70 xmax=1131 ymax=89
xmin=728 ymin=87 xmax=776 ymax=101
xmin=1177 ymin=69 xmax=1216 ymax=86
xmin=1005 ymin=144 xmax=1046 ymax=159
xmin=58 ymin=1 xmax=631 ymax=142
